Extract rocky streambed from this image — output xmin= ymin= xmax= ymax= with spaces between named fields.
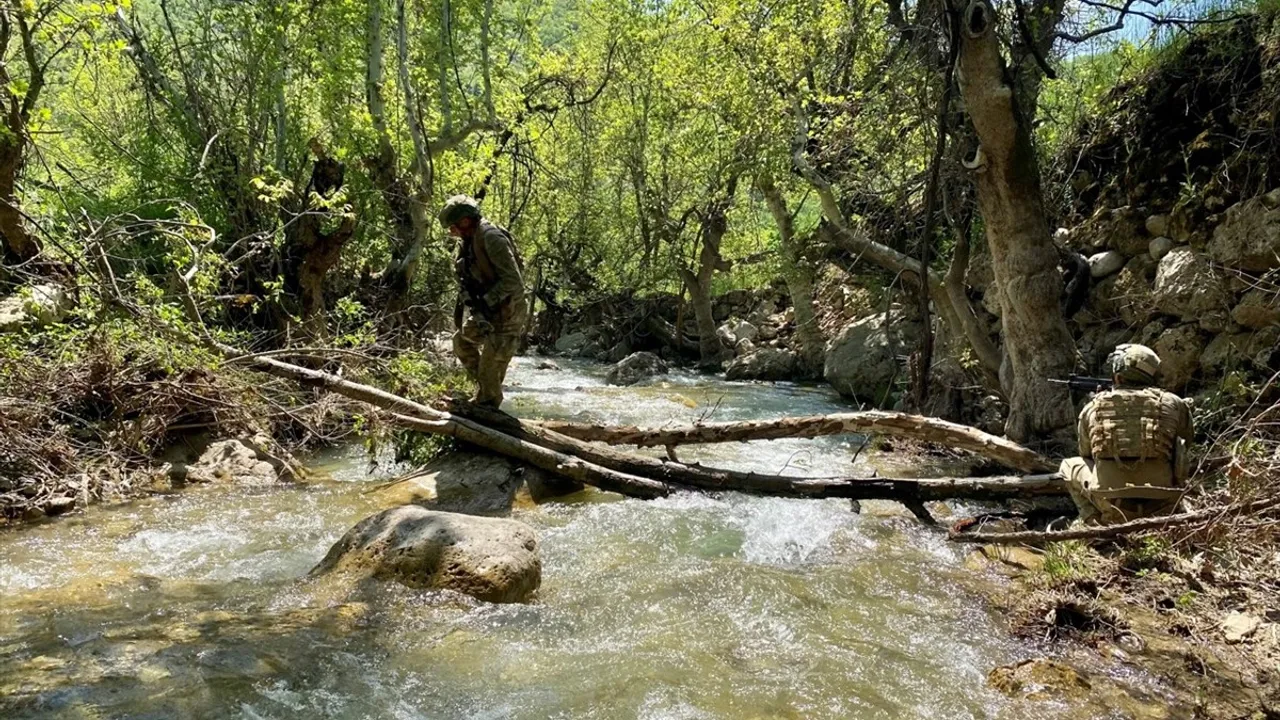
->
xmin=0 ymin=358 xmax=1184 ymax=719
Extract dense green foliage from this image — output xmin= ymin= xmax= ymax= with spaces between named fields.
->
xmin=2 ymin=0 xmax=1247 ymax=332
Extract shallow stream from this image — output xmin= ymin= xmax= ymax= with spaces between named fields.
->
xmin=1 ymin=358 xmax=1166 ymax=718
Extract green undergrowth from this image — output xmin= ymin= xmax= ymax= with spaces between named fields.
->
xmin=0 ymin=299 xmax=469 ymax=522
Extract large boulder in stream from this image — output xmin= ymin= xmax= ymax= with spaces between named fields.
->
xmin=313 ymin=505 xmax=541 ymax=603
xmin=606 ymin=351 xmax=668 ymax=386
xmin=725 ymin=348 xmax=797 ymax=381
xmin=554 ymin=330 xmax=589 ymax=355
xmin=824 ymin=311 xmax=917 ymax=402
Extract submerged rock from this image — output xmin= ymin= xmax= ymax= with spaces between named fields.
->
xmin=313 ymin=506 xmax=541 ymax=603
xmin=372 ymin=448 xmax=580 ymax=515
xmin=724 ymin=348 xmax=797 ymax=381
xmin=606 ymin=351 xmax=668 ymax=386
xmin=988 ymin=658 xmax=1090 ymax=701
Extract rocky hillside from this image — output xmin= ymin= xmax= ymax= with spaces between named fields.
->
xmin=1051 ymin=12 xmax=1280 ymax=395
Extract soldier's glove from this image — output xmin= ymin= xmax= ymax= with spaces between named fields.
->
xmin=473 ymin=317 xmax=495 ymax=335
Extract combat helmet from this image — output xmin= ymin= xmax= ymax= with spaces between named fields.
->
xmin=1107 ymin=343 xmax=1161 ymax=386
xmin=438 ymin=195 xmax=481 ymax=229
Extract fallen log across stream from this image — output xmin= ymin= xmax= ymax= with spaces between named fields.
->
xmin=535 ymin=412 xmax=1056 ymax=474
xmin=225 ymin=349 xmax=1068 ymax=504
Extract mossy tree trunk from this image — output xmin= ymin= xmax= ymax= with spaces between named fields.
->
xmin=758 ymin=176 xmax=825 ymax=377
xmin=952 ymin=0 xmax=1075 ymax=442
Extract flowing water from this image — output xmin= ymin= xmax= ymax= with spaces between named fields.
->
xmin=0 ymin=358 xmax=1168 ymax=718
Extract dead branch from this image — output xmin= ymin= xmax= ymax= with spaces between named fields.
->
xmin=950 ymin=496 xmax=1280 ymax=544
xmin=534 ymin=411 xmax=1054 ymax=473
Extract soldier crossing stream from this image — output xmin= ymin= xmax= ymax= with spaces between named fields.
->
xmin=0 ymin=359 xmax=1172 ymax=718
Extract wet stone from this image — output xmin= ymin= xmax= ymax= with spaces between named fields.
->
xmin=313 ymin=505 xmax=542 ymax=603
xmin=989 ymin=658 xmax=1091 ymax=701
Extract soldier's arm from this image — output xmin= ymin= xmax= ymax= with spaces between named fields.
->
xmin=1077 ymin=403 xmax=1093 ymax=459
xmin=482 ymin=229 xmax=524 ymax=308
xmin=1179 ymin=396 xmax=1195 ymax=441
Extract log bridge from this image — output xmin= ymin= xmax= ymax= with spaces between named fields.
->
xmin=235 ymin=351 xmax=1067 ymax=511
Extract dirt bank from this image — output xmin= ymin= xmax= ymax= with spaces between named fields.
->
xmin=966 ymin=538 xmax=1280 ymax=719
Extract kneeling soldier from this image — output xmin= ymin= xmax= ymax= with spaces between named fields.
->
xmin=1060 ymin=344 xmax=1194 ymax=524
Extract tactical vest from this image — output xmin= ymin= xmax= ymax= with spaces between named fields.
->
xmin=457 ymin=221 xmax=523 ymax=304
xmin=1087 ymin=388 xmax=1183 ymax=462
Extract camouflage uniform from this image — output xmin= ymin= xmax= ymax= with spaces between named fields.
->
xmin=440 ymin=196 xmax=528 ymax=408
xmin=1060 ymin=344 xmax=1194 ymax=524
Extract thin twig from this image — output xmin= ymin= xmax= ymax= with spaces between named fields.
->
xmin=951 ymin=497 xmax=1280 ymax=544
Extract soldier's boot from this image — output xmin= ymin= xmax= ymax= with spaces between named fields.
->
xmin=474 ymin=332 xmax=520 ymax=408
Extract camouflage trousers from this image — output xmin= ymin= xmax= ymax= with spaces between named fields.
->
xmin=1060 ymin=457 xmax=1181 ymax=525
xmin=452 ymin=296 xmax=528 ymax=408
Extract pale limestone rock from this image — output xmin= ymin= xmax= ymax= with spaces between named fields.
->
xmin=1153 ymin=249 xmax=1230 ymax=320
xmin=1210 ymin=190 xmax=1280 ymax=271
xmin=1152 ymin=325 xmax=1206 ymax=391
xmin=1221 ymin=611 xmax=1262 ymax=643
xmin=1145 ymin=214 xmax=1170 ymax=237
xmin=1088 ymin=251 xmax=1126 ymax=279
xmin=1231 ymin=289 xmax=1280 ymax=329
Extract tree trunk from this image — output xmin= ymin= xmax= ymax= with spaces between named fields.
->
xmin=284 ymin=159 xmax=356 ymax=337
xmin=436 ymin=0 xmax=453 ymax=133
xmin=405 ymin=411 xmax=1063 ymax=502
xmin=681 ymin=178 xmax=738 ymax=367
xmin=0 ymin=136 xmax=36 ymax=263
xmin=792 ymin=103 xmax=1003 ymax=381
xmin=645 ymin=314 xmax=701 ymax=356
xmin=758 ymin=177 xmax=825 ymax=376
xmin=680 ymin=267 xmax=722 ymax=366
xmin=954 ymin=0 xmax=1075 ymax=442
xmin=951 ymin=497 xmax=1280 ymax=544
xmin=1 ymin=20 xmax=39 ymax=265
xmin=365 ymin=0 xmax=430 ymax=317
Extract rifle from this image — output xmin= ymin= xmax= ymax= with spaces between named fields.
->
xmin=455 ymin=243 xmax=496 ymax=322
xmin=1048 ymin=375 xmax=1113 ymax=393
